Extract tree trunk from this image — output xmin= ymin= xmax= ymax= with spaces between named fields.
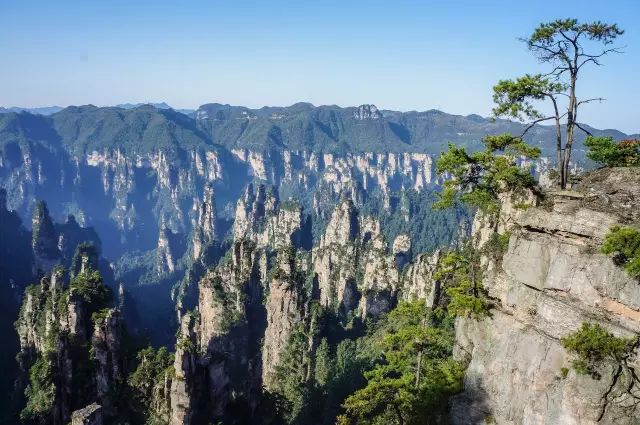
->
xmin=415 ymin=349 xmax=423 ymax=388
xmin=563 ymin=73 xmax=578 ymax=189
xmin=471 ymin=261 xmax=477 ymax=297
xmin=551 ymin=97 xmax=564 ymax=189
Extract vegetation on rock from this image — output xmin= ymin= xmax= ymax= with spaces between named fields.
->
xmin=562 ymin=323 xmax=640 ymax=419
xmin=434 ymin=133 xmax=539 ymax=215
xmin=562 ymin=323 xmax=638 ymax=378
xmin=601 ymin=226 xmax=640 ymax=278
xmin=338 ymin=300 xmax=465 ymax=425
xmin=434 ymin=248 xmax=490 ymax=319
xmin=585 ymin=136 xmax=640 ymax=168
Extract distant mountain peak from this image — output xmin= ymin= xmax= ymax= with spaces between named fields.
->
xmin=115 ymin=102 xmax=172 ymax=110
xmin=354 ymin=104 xmax=382 ymax=120
xmin=0 ymin=106 xmax=64 ymax=116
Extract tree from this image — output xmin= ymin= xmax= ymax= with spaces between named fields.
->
xmin=492 ymin=19 xmax=624 ymax=189
xmin=585 ymin=137 xmax=640 ymax=168
xmin=434 ymin=133 xmax=540 ymax=216
xmin=433 ymin=249 xmax=489 ymax=318
xmin=601 ymin=226 xmax=640 ymax=278
xmin=561 ymin=323 xmax=640 ymax=420
xmin=339 ymin=301 xmax=464 ymax=425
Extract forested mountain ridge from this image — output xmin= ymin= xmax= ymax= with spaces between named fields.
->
xmin=2 ymin=102 xmax=633 ymax=156
xmin=195 ymin=102 xmax=635 ymax=156
xmin=1 ymin=100 xmax=638 ymax=425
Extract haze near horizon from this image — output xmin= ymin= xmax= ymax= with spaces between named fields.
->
xmin=1 ymin=0 xmax=638 ymax=133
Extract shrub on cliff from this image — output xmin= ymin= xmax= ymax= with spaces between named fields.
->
xmin=585 ymin=136 xmax=640 ymax=168
xmin=602 ymin=226 xmax=640 ymax=278
xmin=434 ymin=133 xmax=540 ymax=216
xmin=561 ymin=322 xmax=637 ymax=379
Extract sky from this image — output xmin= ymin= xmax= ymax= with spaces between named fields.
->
xmin=1 ymin=0 xmax=638 ymax=133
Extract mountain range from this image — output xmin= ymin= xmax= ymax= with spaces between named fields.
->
xmin=1 ymin=101 xmax=639 ymax=424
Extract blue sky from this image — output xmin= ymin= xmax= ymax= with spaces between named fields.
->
xmin=1 ymin=0 xmax=638 ymax=133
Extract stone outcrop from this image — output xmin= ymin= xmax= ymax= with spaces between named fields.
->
xmin=392 ymin=234 xmax=412 ymax=267
xmin=192 ymin=182 xmax=217 ymax=259
xmin=170 ymin=313 xmax=198 ymax=425
xmin=169 ymin=239 xmax=263 ymax=424
xmin=71 ymin=403 xmax=103 ymax=425
xmin=169 ymin=185 xmax=313 ymax=424
xmin=313 ymin=200 xmax=361 ymax=313
xmin=312 ymin=199 xmax=442 ymax=319
xmin=15 ymin=247 xmax=124 ymax=424
xmin=399 ymin=250 xmax=441 ymax=305
xmin=157 ymin=226 xmax=177 ymax=274
xmin=91 ymin=309 xmax=123 ymax=411
xmin=451 ymin=168 xmax=640 ymax=425
xmin=262 ymin=250 xmax=304 ymax=390
xmin=32 ymin=201 xmax=61 ymax=274
xmin=233 ymin=183 xmax=305 ymax=249
xmin=353 ymin=104 xmax=383 ymax=120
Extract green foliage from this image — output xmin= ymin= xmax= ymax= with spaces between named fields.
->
xmin=434 ymin=249 xmax=490 ymax=318
xmin=492 ymin=18 xmax=625 ymax=189
xmin=561 ymin=323 xmax=638 ymax=378
xmin=129 ymin=346 xmax=175 ymax=408
xmin=585 ymin=136 xmax=640 ymax=168
xmin=21 ymin=355 xmax=55 ymax=421
xmin=360 ymin=187 xmax=472 ymax=256
xmin=70 ymin=269 xmax=110 ymax=304
xmin=492 ymin=74 xmax=565 ymax=121
xmin=339 ymin=301 xmax=465 ymax=425
xmin=528 ymin=19 xmax=623 ymax=47
xmin=91 ymin=307 xmax=111 ymax=325
xmin=434 ymin=135 xmax=539 ymax=215
xmin=601 ymin=226 xmax=640 ymax=278
xmin=274 ymin=324 xmax=313 ymax=424
xmin=70 ymin=242 xmax=100 ymax=277
xmin=482 ymin=231 xmax=511 ymax=263
xmin=314 ymin=338 xmax=331 ymax=387
xmin=176 ymin=336 xmax=195 ymax=353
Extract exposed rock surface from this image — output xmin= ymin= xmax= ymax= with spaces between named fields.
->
xmin=168 ymin=189 xmax=453 ymax=423
xmin=71 ymin=403 xmax=103 ymax=425
xmin=15 ymin=244 xmax=123 ymax=424
xmin=170 ymin=313 xmax=198 ymax=425
xmin=192 ymin=182 xmax=217 ymax=259
xmin=312 ymin=199 xmax=441 ymax=319
xmin=262 ymin=251 xmax=304 ymax=390
xmin=32 ymin=201 xmax=61 ymax=274
xmin=233 ymin=183 xmax=305 ymax=249
xmin=169 ymin=189 xmax=310 ymax=424
xmin=451 ymin=168 xmax=640 ymax=425
xmin=91 ymin=309 xmax=123 ymax=411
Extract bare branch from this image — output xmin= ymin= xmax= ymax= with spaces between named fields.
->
xmin=577 ymin=98 xmax=605 ymax=107
xmin=578 ymin=57 xmax=602 ymax=69
xmin=574 ymin=122 xmax=593 ymax=136
xmin=579 ymin=46 xmax=625 ymax=59
xmin=577 ymin=46 xmax=625 ymax=70
xmin=543 ymin=65 xmax=571 ymax=77
xmin=520 ymin=116 xmax=558 ymax=137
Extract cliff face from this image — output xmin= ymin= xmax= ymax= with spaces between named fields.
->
xmin=451 ymin=168 xmax=640 ymax=425
xmin=15 ymin=255 xmax=121 ymax=424
xmin=312 ymin=198 xmax=444 ymax=318
xmin=91 ymin=309 xmax=124 ymax=411
xmin=166 ymin=187 xmax=471 ymax=424
xmin=168 ymin=182 xmax=313 ymax=423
